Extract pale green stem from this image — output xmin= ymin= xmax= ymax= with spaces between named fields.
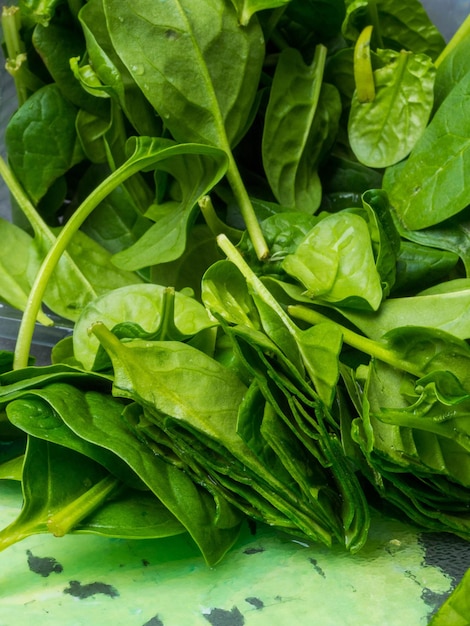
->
xmin=354 ymin=26 xmax=375 ymax=103
xmin=435 ymin=12 xmax=470 ymax=68
xmin=2 ymin=6 xmax=28 ymax=105
xmin=217 ymin=233 xmax=296 ymax=333
xmin=159 ymin=287 xmax=176 ymax=341
xmin=225 ymin=155 xmax=269 ymax=260
xmin=288 ymin=304 xmax=423 ymax=377
xmin=198 ymin=194 xmax=242 ymax=241
xmin=0 ymin=156 xmax=55 ymax=244
xmin=47 ymin=475 xmax=120 ymax=536
xmin=13 ymin=156 xmax=150 ymax=369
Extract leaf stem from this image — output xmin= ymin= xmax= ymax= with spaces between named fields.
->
xmin=12 ymin=154 xmax=151 ymax=369
xmin=2 ymin=6 xmax=28 ymax=105
xmin=354 ymin=26 xmax=375 ymax=103
xmin=435 ymin=12 xmax=470 ymax=68
xmin=217 ymin=234 xmax=294 ymax=331
xmin=288 ymin=304 xmax=423 ymax=377
xmin=159 ymin=287 xmax=176 ymax=342
xmin=225 ymin=156 xmax=269 ymax=260
xmin=47 ymin=475 xmax=120 ymax=536
xmin=198 ymin=194 xmax=242 ymax=241
xmin=367 ymin=0 xmax=383 ymax=49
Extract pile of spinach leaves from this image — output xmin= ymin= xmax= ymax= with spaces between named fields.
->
xmin=1 ymin=0 xmax=470 ymax=580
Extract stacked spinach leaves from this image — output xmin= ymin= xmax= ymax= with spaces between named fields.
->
xmin=1 ymin=0 xmax=470 ymax=567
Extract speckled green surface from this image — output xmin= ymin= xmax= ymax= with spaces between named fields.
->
xmin=0 ymin=480 xmax=453 ymax=626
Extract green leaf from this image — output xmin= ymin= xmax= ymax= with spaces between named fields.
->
xmin=75 ymin=489 xmax=186 ymax=539
xmin=282 ymin=211 xmax=383 ymax=311
xmin=74 ymin=283 xmax=215 ymax=370
xmin=434 ymin=28 xmax=470 ymax=110
xmin=46 ymin=228 xmax=142 ymax=307
xmin=262 ymin=46 xmax=341 ymax=212
xmin=77 ymin=165 xmax=151 ymax=254
xmin=335 ymin=281 xmax=470 ymax=342
xmin=383 ymin=68 xmax=470 ymax=230
xmin=286 ymin=0 xmax=346 ymax=39
xmin=32 ymin=17 xmax=108 ymax=115
xmin=348 ymin=49 xmax=435 ymax=168
xmin=0 ymin=437 xmax=113 ymax=551
xmin=101 ymin=0 xmax=270 ymax=259
xmin=394 ymin=213 xmax=470 ymax=276
xmin=151 ymin=224 xmax=223 ymax=300
xmin=112 ymin=147 xmax=228 ymax=270
xmin=0 ymin=218 xmax=50 ymax=325
xmin=103 ymin=0 xmax=264 ymax=148
xmin=5 ymin=386 xmax=144 ymax=489
xmin=342 ymin=0 xmax=445 ymax=60
xmin=79 ymin=0 xmax=162 ymax=136
xmin=5 ymin=84 xmax=84 ymax=204
xmin=202 ymin=260 xmax=260 ymax=328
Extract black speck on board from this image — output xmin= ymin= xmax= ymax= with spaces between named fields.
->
xmin=63 ymin=580 xmax=119 ymax=599
xmin=309 ymin=557 xmax=326 ymax=578
xmin=202 ymin=606 xmax=245 ymax=626
xmin=26 ymin=550 xmax=63 ymax=577
xmin=245 ymin=596 xmax=264 ymax=609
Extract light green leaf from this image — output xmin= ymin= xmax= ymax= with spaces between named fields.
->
xmin=282 ymin=212 xmax=383 ymax=311
xmin=429 ymin=567 xmax=470 ymax=625
xmin=348 ymin=49 xmax=435 ymax=168
xmin=112 ymin=147 xmax=228 ymax=270
xmin=0 ymin=219 xmax=50 ymax=325
xmin=79 ymin=0 xmax=162 ymax=137
xmin=74 ymin=283 xmax=215 ymax=370
xmin=103 ymin=0 xmax=264 ymax=148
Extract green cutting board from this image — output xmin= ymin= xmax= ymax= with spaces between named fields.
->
xmin=0 ymin=480 xmax=460 ymax=626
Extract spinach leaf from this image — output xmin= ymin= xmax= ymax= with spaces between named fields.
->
xmin=151 ymin=224 xmax=224 ymax=300
xmin=0 ymin=218 xmax=51 ymax=325
xmin=384 ymin=68 xmax=470 ymax=229
xmin=32 ymin=14 xmax=108 ymax=115
xmin=348 ymin=48 xmax=435 ymax=168
xmin=434 ymin=25 xmax=470 ymax=110
xmin=335 ymin=282 xmax=470 ymax=342
xmin=79 ymin=0 xmax=163 ymax=137
xmin=202 ymin=260 xmax=261 ymax=328
xmin=342 ymin=0 xmax=445 ymax=59
xmin=0 ymin=436 xmax=115 ymax=551
xmin=5 ymin=385 xmax=144 ymax=489
xmin=393 ymin=241 xmax=459 ymax=295
xmin=111 ymin=147 xmax=228 ymax=270
xmin=286 ymin=0 xmax=346 ymax=40
xmin=75 ymin=488 xmax=186 ymax=539
xmin=103 ymin=0 xmax=269 ymax=258
xmin=73 ymin=283 xmax=215 ymax=370
xmin=393 ymin=212 xmax=470 ymax=276
xmin=262 ymin=45 xmax=341 ymax=212
xmin=282 ymin=211 xmax=383 ymax=311
xmin=428 ymin=567 xmax=470 ymax=626
xmin=5 ymin=84 xmax=84 ymax=205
